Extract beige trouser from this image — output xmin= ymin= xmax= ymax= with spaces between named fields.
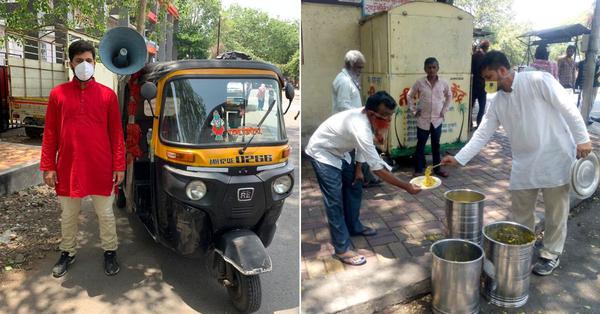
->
xmin=510 ymin=184 xmax=570 ymax=260
xmin=58 ymin=194 xmax=118 ymax=256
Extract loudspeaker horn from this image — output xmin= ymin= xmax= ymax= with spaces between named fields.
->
xmin=99 ymin=27 xmax=147 ymax=75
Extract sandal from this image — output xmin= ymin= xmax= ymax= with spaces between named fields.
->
xmin=334 ymin=252 xmax=367 ymax=266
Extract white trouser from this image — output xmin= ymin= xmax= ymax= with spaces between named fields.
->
xmin=58 ymin=194 xmax=118 ymax=256
xmin=510 ymin=184 xmax=570 ymax=260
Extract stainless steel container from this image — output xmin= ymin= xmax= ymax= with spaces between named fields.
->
xmin=444 ymin=189 xmax=485 ymax=244
xmin=431 ymin=239 xmax=483 ymax=314
xmin=482 ymin=221 xmax=536 ymax=308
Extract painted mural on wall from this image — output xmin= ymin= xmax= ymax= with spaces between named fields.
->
xmin=365 ymin=76 xmax=470 ymax=158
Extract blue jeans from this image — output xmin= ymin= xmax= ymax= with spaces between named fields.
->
xmin=258 ymin=99 xmax=265 ymax=111
xmin=415 ymin=123 xmax=442 ymax=173
xmin=310 ymin=158 xmax=364 ymax=254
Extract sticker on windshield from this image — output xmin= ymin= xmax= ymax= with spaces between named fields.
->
xmin=228 ymin=127 xmax=263 ymax=136
xmin=210 ymin=110 xmax=225 ymax=141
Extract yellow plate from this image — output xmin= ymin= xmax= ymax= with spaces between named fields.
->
xmin=410 ymin=176 xmax=442 ymax=190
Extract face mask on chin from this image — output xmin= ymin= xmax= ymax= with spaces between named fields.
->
xmin=74 ymin=61 xmax=95 ymax=82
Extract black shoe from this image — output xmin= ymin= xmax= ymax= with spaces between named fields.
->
xmin=104 ymin=250 xmax=120 ymax=276
xmin=532 ymin=257 xmax=560 ymax=276
xmin=52 ymin=251 xmax=76 ymax=278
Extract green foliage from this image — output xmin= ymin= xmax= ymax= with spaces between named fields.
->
xmin=281 ymin=49 xmax=299 ymax=83
xmin=454 ymin=0 xmax=531 ymax=67
xmin=173 ymin=0 xmax=221 ymax=59
xmin=0 ymin=0 xmax=137 ymax=36
xmin=221 ymin=5 xmax=299 ymax=65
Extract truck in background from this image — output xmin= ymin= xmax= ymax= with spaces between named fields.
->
xmin=0 ymin=29 xmax=117 ymax=137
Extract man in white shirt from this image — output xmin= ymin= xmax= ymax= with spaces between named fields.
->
xmin=332 ymin=50 xmax=382 ymax=188
xmin=332 ymin=50 xmax=364 ymax=113
xmin=442 ymin=51 xmax=592 ymax=276
xmin=306 ymin=91 xmax=421 ymax=266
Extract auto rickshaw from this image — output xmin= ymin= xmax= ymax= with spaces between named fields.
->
xmin=99 ymin=26 xmax=295 ymax=312
xmin=116 ymin=59 xmax=295 ymax=313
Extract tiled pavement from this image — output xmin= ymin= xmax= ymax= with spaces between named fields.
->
xmin=0 ymin=141 xmax=41 ymax=173
xmin=301 ymin=129 xmax=600 ymax=281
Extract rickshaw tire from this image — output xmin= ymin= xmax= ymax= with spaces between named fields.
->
xmin=227 ymin=268 xmax=261 ymax=313
xmin=116 ymin=186 xmax=126 ymax=209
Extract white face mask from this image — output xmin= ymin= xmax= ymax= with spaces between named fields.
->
xmin=74 ymin=61 xmax=95 ymax=82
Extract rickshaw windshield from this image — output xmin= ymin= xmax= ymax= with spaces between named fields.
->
xmin=159 ymin=77 xmax=284 ymax=146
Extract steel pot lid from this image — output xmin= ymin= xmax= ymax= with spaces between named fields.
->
xmin=571 ymin=151 xmax=600 ymax=199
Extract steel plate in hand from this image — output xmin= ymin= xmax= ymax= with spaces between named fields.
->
xmin=571 ymin=151 xmax=600 ymax=199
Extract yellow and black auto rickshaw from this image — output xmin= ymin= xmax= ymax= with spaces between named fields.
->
xmin=99 ymin=26 xmax=295 ymax=313
xmin=116 ymin=58 xmax=295 ymax=313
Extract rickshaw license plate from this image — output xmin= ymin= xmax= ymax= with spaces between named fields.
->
xmin=237 ymin=188 xmax=254 ymax=201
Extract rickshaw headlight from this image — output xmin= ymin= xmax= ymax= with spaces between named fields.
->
xmin=186 ymin=180 xmax=207 ymax=200
xmin=272 ymin=175 xmax=293 ymax=194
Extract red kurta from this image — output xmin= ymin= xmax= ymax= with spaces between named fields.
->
xmin=40 ymin=78 xmax=126 ymax=197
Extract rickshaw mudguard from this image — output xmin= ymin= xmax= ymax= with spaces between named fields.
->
xmin=214 ymin=229 xmax=273 ymax=276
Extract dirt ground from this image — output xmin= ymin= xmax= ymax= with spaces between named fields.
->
xmin=0 ymin=184 xmax=61 ymax=275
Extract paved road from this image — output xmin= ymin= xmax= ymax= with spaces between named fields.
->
xmin=0 ymin=92 xmax=300 ymax=314
xmin=382 ymin=190 xmax=600 ymax=314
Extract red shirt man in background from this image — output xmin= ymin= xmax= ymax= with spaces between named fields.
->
xmin=40 ymin=40 xmax=125 ymax=277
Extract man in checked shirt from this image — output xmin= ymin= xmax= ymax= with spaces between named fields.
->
xmin=408 ymin=57 xmax=452 ymax=178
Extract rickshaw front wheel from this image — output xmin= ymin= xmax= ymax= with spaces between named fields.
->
xmin=227 ymin=264 xmax=261 ymax=313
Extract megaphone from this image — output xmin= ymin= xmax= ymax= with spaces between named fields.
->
xmin=99 ymin=27 xmax=147 ymax=75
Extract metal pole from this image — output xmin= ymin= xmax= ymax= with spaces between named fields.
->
xmin=581 ymin=0 xmax=600 ymax=123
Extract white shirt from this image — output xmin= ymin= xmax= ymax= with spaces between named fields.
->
xmin=305 ymin=108 xmax=392 ymax=171
xmin=455 ymin=71 xmax=590 ymax=190
xmin=332 ymin=69 xmax=362 ymax=114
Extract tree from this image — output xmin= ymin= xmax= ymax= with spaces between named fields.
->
xmin=281 ymin=49 xmax=299 ymax=84
xmin=0 ymin=0 xmax=138 ymax=37
xmin=454 ymin=0 xmax=530 ymax=66
xmin=173 ymin=0 xmax=221 ymax=59
xmin=220 ymin=5 xmax=299 ymax=65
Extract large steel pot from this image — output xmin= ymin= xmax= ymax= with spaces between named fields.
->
xmin=444 ymin=189 xmax=485 ymax=244
xmin=431 ymin=239 xmax=483 ymax=314
xmin=481 ymin=221 xmax=536 ymax=308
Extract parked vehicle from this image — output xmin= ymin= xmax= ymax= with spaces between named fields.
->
xmin=101 ymin=27 xmax=296 ymax=313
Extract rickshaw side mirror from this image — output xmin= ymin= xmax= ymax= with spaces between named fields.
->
xmin=140 ymin=82 xmax=158 ymax=118
xmin=284 ymin=82 xmax=295 ymax=101
xmin=141 ymin=82 xmax=157 ymax=100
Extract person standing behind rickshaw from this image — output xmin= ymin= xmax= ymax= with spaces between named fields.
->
xmin=257 ymin=83 xmax=266 ymax=111
xmin=408 ymin=57 xmax=452 ymax=178
xmin=40 ymin=40 xmax=125 ymax=277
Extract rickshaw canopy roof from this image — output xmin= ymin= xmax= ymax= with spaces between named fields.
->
xmin=519 ymin=23 xmax=591 ymax=45
xmin=140 ymin=59 xmax=285 ymax=85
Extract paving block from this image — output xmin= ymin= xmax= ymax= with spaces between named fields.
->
xmin=323 ymin=257 xmax=345 ymax=274
xmin=305 ymin=259 xmax=327 ymax=279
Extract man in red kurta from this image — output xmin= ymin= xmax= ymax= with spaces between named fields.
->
xmin=40 ymin=40 xmax=125 ymax=277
